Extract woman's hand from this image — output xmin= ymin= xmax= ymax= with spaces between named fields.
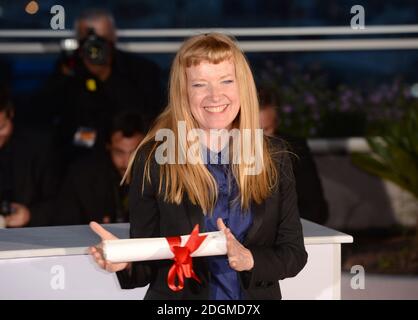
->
xmin=89 ymin=221 xmax=130 ymax=273
xmin=217 ymin=218 xmax=254 ymax=272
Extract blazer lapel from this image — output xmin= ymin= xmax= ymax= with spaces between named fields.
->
xmin=243 ymin=200 xmax=265 ymax=246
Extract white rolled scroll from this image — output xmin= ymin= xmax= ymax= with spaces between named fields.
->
xmin=102 ymin=231 xmax=227 ymax=263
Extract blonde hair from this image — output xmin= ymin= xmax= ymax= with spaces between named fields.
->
xmin=124 ymin=33 xmax=278 ymax=214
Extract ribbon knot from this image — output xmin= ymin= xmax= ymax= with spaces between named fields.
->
xmin=172 ymin=246 xmax=191 ymax=264
xmin=166 ymin=224 xmax=207 ymax=292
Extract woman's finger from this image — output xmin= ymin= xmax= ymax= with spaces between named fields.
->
xmin=228 ymin=256 xmax=237 ymax=263
xmin=97 ymin=258 xmax=105 ymax=269
xmin=105 ymin=261 xmax=116 ymax=272
xmin=228 ymin=255 xmax=238 ymax=269
xmin=89 ymin=221 xmax=117 ymax=241
xmin=227 ymin=241 xmax=238 ymax=260
xmin=217 ymin=218 xmax=227 ymax=231
xmin=94 ymin=252 xmax=102 ymax=261
xmin=95 ymin=243 xmax=104 ymax=256
xmin=226 ymin=230 xmax=238 ymax=250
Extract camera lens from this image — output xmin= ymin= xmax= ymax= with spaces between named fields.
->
xmin=81 ymin=29 xmax=110 ymax=65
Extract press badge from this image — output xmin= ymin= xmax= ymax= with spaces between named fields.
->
xmin=73 ymin=127 xmax=97 ymax=148
xmin=85 ymin=78 xmax=97 ymax=91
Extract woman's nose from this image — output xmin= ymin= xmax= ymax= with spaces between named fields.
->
xmin=208 ymin=84 xmax=222 ymax=101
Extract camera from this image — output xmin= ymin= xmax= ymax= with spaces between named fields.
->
xmin=79 ymin=28 xmax=112 ymax=65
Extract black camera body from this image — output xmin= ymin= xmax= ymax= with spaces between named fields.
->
xmin=80 ymin=28 xmax=112 ymax=65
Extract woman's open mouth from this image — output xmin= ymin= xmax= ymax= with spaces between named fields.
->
xmin=203 ymin=104 xmax=229 ymax=113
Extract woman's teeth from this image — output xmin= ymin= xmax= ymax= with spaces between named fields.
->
xmin=204 ymin=104 xmax=228 ymax=113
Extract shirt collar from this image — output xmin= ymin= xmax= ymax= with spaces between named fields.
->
xmin=202 ymin=143 xmax=230 ymax=165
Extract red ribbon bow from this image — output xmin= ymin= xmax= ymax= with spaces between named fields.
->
xmin=166 ymin=224 xmax=207 ymax=292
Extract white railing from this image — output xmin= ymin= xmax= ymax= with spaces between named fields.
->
xmin=308 ymin=137 xmax=370 ymax=153
xmin=0 ymin=25 xmax=418 ymax=53
xmin=1 ymin=25 xmax=418 ymax=37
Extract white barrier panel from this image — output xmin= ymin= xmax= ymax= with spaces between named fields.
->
xmin=0 ymin=220 xmax=352 ymax=300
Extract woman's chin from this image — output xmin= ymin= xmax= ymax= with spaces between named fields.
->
xmin=205 ymin=123 xmax=234 ymax=131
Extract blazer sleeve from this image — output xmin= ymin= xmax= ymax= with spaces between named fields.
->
xmin=116 ymin=146 xmax=160 ymax=289
xmin=243 ymin=147 xmax=308 ymax=288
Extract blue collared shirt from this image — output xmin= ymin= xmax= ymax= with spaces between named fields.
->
xmin=203 ymin=149 xmax=253 ymax=300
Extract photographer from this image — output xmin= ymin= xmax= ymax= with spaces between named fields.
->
xmin=40 ymin=8 xmax=163 ymax=169
xmin=258 ymin=87 xmax=329 ymax=225
xmin=53 ymin=111 xmax=145 ymax=225
xmin=0 ymin=87 xmax=58 ymax=227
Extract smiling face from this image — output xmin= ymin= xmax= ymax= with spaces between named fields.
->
xmin=186 ymin=59 xmax=240 ymax=133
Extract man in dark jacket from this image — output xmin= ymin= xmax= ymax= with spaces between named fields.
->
xmin=259 ymin=88 xmax=329 ymax=225
xmin=39 ymin=8 xmax=163 ymax=168
xmin=54 ymin=111 xmax=145 ymax=225
xmin=0 ymin=88 xmax=58 ymax=227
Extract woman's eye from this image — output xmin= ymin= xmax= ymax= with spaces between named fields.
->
xmin=222 ymin=80 xmax=234 ymax=84
xmin=192 ymin=83 xmax=205 ymax=87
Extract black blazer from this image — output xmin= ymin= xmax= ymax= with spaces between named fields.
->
xmin=116 ymin=137 xmax=308 ymax=300
xmin=0 ymin=128 xmax=58 ymax=226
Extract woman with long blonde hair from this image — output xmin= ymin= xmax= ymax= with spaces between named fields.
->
xmin=89 ymin=33 xmax=307 ymax=300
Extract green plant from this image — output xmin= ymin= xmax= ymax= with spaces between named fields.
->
xmin=351 ymin=106 xmax=418 ymax=199
xmin=351 ymin=106 xmax=418 ymax=233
